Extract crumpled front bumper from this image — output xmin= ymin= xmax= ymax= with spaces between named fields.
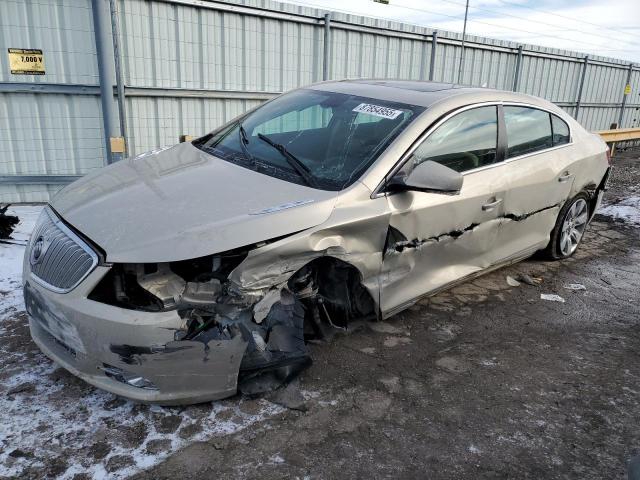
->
xmin=25 ymin=266 xmax=248 ymax=405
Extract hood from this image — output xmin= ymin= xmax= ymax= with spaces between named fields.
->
xmin=51 ymin=143 xmax=339 ymax=262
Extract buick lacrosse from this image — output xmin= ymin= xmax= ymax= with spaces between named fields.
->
xmin=24 ymin=80 xmax=610 ymax=404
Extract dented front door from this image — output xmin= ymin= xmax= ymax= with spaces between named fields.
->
xmin=379 ymin=105 xmax=508 ymax=316
xmin=380 ymin=169 xmax=507 ymax=316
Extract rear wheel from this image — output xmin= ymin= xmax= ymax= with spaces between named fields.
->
xmin=544 ymin=192 xmax=590 ymax=260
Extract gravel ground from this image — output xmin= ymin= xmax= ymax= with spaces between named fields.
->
xmin=1 ymin=151 xmax=639 ymax=479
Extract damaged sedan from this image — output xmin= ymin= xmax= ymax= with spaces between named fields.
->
xmin=23 ymin=80 xmax=610 ymax=404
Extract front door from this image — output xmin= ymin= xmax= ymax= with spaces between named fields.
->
xmin=380 ymin=105 xmax=508 ymax=317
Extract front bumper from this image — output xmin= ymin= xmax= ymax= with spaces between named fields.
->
xmin=25 ymin=266 xmax=248 ymax=405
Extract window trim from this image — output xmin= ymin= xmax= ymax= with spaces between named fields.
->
xmin=503 ymin=104 xmax=558 ymax=160
xmin=500 ymin=102 xmax=573 ymax=165
xmin=372 ymin=101 xmax=573 ymax=198
xmin=408 ymin=104 xmax=502 ymax=173
xmin=550 ymin=112 xmax=571 ymax=147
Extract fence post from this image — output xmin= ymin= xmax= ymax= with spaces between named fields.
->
xmin=91 ymin=0 xmax=116 ymax=164
xmin=512 ymin=45 xmax=523 ymax=92
xmin=322 ymin=13 xmax=331 ymax=81
xmin=429 ymin=31 xmax=438 ymax=81
xmin=456 ymin=0 xmax=469 ymax=84
xmin=109 ymin=0 xmax=127 ymax=156
xmin=617 ymin=63 xmax=634 ymax=128
xmin=574 ymin=55 xmax=589 ymax=121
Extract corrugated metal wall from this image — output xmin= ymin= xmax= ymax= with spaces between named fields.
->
xmin=0 ymin=0 xmax=106 ymax=202
xmin=1 ymin=0 xmax=638 ymax=202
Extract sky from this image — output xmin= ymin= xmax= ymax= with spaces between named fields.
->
xmin=281 ymin=0 xmax=640 ymax=63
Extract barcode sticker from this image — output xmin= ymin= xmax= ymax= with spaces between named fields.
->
xmin=352 ymin=103 xmax=404 ymax=119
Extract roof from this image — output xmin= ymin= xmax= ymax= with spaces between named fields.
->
xmin=346 ymin=80 xmax=460 ymax=93
xmin=309 ymin=79 xmax=557 ymax=113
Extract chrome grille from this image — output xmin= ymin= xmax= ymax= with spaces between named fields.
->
xmin=26 ymin=207 xmax=98 ymax=293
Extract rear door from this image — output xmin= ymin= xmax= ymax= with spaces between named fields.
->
xmin=380 ymin=105 xmax=509 ymax=316
xmin=494 ymin=105 xmax=576 ymax=260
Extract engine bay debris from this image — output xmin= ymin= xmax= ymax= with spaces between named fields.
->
xmin=89 ymin=246 xmax=376 ymax=398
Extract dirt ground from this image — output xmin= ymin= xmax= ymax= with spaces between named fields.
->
xmin=1 ymin=152 xmax=639 ymax=479
xmin=130 ymin=151 xmax=640 ymax=480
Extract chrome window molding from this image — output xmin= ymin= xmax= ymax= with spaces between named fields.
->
xmin=372 ymin=101 xmax=574 ymax=198
xmin=499 ymin=101 xmax=574 ymax=164
xmin=28 ymin=207 xmax=99 ymax=294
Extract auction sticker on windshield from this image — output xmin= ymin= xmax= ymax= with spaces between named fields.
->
xmin=353 ymin=103 xmax=403 ymax=119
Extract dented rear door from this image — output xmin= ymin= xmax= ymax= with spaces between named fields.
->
xmin=493 ymin=106 xmax=575 ymax=261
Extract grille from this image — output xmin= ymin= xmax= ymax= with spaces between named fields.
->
xmin=26 ymin=207 xmax=98 ymax=293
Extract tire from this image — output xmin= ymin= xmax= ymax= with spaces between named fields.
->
xmin=543 ymin=192 xmax=590 ymax=260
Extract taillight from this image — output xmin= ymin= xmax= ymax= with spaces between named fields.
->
xmin=605 ymin=146 xmax=612 ymax=165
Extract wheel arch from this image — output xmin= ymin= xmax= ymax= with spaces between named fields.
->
xmin=287 ymin=255 xmax=379 ymax=324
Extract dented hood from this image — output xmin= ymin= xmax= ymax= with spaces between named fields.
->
xmin=51 ymin=143 xmax=339 ymax=262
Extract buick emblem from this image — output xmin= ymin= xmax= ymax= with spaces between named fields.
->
xmin=30 ymin=236 xmax=46 ymax=265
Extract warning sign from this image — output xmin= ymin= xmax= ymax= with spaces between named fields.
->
xmin=624 ymin=84 xmax=632 ymax=95
xmin=8 ymin=48 xmax=45 ymax=75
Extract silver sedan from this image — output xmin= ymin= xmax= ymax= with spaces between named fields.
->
xmin=24 ymin=80 xmax=610 ymax=404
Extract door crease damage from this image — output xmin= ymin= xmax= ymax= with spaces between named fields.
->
xmin=386 ymin=203 xmax=561 ymax=253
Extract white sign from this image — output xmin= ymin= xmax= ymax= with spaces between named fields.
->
xmin=352 ymin=103 xmax=403 ymax=120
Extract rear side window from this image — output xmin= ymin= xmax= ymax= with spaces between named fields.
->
xmin=410 ymin=106 xmax=498 ymax=173
xmin=551 ymin=114 xmax=570 ymax=146
xmin=504 ymin=106 xmax=553 ymax=158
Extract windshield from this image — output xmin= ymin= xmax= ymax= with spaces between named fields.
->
xmin=193 ymin=89 xmax=424 ymax=190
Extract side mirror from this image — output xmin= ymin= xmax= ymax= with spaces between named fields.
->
xmin=387 ymin=160 xmax=464 ymax=194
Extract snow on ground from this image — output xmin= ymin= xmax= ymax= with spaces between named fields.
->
xmin=2 ymin=193 xmax=631 ymax=477
xmin=0 ymin=206 xmax=41 ymax=319
xmin=598 ymin=196 xmax=640 ymax=226
xmin=0 ymin=205 xmax=283 ymax=479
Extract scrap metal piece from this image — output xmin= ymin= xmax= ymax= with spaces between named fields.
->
xmin=540 ymin=293 xmax=565 ymax=303
xmin=516 ymin=274 xmax=540 ymax=286
xmin=135 ymin=264 xmax=186 ymax=308
xmin=253 ymin=289 xmax=281 ymax=324
xmin=180 ymin=279 xmax=222 ymax=306
xmin=238 ymin=290 xmax=311 ymax=395
xmin=0 ymin=204 xmax=19 ymax=239
xmin=506 ymin=276 xmax=521 ymax=287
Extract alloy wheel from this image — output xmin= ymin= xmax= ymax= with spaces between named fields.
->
xmin=560 ymin=198 xmax=588 ymax=256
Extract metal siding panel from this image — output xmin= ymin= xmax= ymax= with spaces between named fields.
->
xmin=359 ymin=33 xmax=374 ymax=79
xmin=0 ymin=184 xmax=62 ymax=203
xmin=2 ymin=0 xmax=639 ymax=203
xmin=0 ymin=0 xmax=98 ymax=84
xmin=622 ymin=101 xmax=639 ymax=129
xmin=126 ymin=96 xmax=269 ymax=156
xmin=0 ymin=93 xmax=104 ymax=176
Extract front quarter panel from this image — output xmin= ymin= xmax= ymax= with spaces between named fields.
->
xmin=229 ymin=182 xmax=390 ymax=305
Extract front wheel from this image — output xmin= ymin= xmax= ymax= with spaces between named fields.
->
xmin=543 ymin=192 xmax=590 ymax=260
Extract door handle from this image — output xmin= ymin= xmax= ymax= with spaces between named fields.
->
xmin=558 ymin=172 xmax=573 ymax=183
xmin=482 ymin=198 xmax=503 ymax=211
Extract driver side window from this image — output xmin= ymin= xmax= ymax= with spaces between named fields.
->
xmin=410 ymin=106 xmax=498 ymax=173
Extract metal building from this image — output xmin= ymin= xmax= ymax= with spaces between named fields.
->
xmin=1 ymin=0 xmax=638 ymax=202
